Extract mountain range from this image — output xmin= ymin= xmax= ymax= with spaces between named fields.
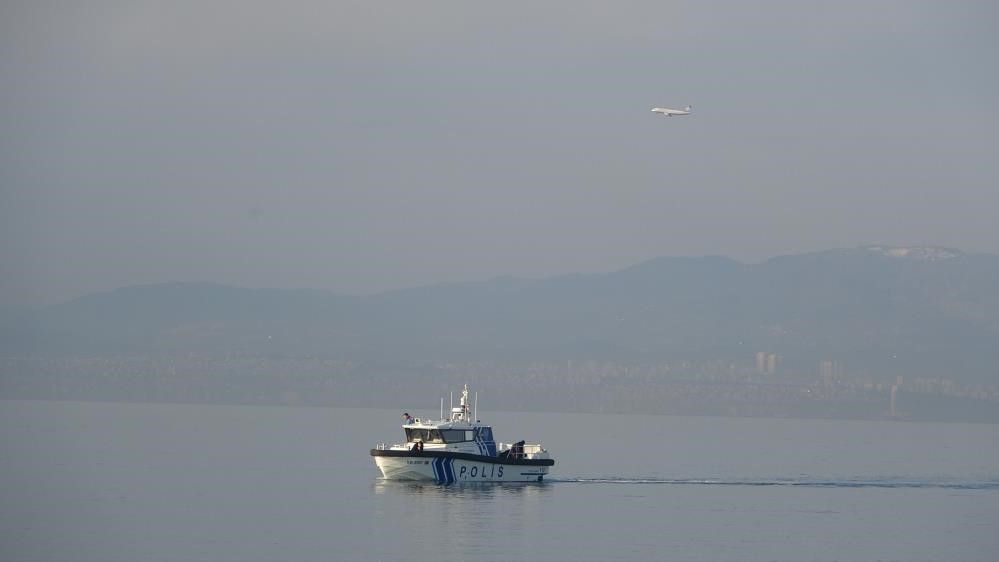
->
xmin=3 ymin=246 xmax=998 ymax=383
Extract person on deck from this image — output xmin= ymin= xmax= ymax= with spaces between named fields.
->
xmin=403 ymin=412 xmax=414 ymax=425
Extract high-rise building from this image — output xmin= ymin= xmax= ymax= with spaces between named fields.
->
xmin=820 ymin=360 xmax=834 ymax=380
xmin=755 ymin=352 xmax=766 ymax=374
xmin=766 ymin=353 xmax=778 ymax=375
xmin=819 ymin=360 xmax=845 ymax=382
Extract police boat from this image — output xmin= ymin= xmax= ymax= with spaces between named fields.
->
xmin=370 ymin=384 xmax=554 ymax=483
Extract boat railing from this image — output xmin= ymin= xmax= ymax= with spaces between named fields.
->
xmin=376 ymin=442 xmax=405 ymax=450
xmin=378 ymin=440 xmax=548 ymax=458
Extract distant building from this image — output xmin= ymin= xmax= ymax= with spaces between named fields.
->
xmin=755 ymin=352 xmax=780 ymax=374
xmin=766 ymin=353 xmax=778 ymax=375
xmin=819 ymin=360 xmax=845 ymax=383
xmin=820 ymin=360 xmax=833 ymax=382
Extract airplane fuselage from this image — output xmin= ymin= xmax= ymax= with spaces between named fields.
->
xmin=651 ymin=105 xmax=692 ymax=117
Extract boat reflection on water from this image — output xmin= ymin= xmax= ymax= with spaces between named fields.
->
xmin=371 ymin=478 xmax=553 ymax=497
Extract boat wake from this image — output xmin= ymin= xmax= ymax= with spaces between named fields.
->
xmin=550 ymin=477 xmax=999 ymax=490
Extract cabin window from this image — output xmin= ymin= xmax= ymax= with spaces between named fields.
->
xmin=478 ymin=427 xmax=493 ymax=441
xmin=405 ymin=428 xmax=432 ymax=442
xmin=439 ymin=429 xmax=467 ymax=443
xmin=405 ymin=428 xmax=444 ymax=443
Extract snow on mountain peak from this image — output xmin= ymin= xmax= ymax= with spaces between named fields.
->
xmin=863 ymin=246 xmax=961 ymax=261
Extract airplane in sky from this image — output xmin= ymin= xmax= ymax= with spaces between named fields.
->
xmin=651 ymin=105 xmax=692 ymax=117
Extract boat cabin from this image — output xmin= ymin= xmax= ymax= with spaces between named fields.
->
xmin=404 ymin=426 xmax=494 ymax=445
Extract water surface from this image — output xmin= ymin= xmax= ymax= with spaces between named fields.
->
xmin=2 ymin=400 xmax=996 ymax=561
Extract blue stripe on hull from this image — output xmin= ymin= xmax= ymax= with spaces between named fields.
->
xmin=432 ymin=457 xmax=456 ymax=484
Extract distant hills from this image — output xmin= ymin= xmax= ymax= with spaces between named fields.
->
xmin=3 ymin=246 xmax=998 ymax=383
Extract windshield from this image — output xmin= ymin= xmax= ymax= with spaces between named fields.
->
xmin=406 ymin=427 xmax=494 ymax=444
xmin=405 ymin=428 xmax=442 ymax=443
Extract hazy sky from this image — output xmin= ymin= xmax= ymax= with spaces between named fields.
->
xmin=2 ymin=1 xmax=997 ymax=306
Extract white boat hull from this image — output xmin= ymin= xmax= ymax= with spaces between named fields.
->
xmin=372 ymin=451 xmax=551 ymax=483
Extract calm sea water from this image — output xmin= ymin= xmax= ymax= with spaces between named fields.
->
xmin=2 ymin=400 xmax=997 ymax=561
